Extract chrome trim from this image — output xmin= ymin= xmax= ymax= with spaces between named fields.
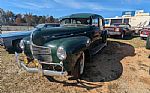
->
xmin=31 ymin=44 xmax=52 ymax=62
xmin=15 ymin=52 xmax=67 ymax=76
xmin=30 ymin=31 xmax=52 ymax=62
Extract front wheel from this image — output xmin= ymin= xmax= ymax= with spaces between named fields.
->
xmin=72 ymin=51 xmax=85 ymax=79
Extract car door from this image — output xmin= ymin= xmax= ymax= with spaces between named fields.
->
xmin=92 ymin=18 xmax=101 ymax=41
xmin=90 ymin=18 xmax=104 ymax=51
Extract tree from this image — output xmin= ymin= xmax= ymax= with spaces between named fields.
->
xmin=15 ymin=17 xmax=21 ymax=25
xmin=32 ymin=15 xmax=39 ymax=25
xmin=24 ymin=13 xmax=33 ymax=26
xmin=0 ymin=8 xmax=60 ymax=25
xmin=46 ymin=16 xmax=54 ymax=23
xmin=39 ymin=16 xmax=46 ymax=24
xmin=6 ymin=11 xmax=15 ymax=25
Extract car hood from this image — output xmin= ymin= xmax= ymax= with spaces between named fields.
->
xmin=0 ymin=31 xmax=32 ymax=38
xmin=32 ymin=26 xmax=93 ymax=46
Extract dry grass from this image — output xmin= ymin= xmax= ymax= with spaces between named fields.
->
xmin=1 ymin=37 xmax=150 ymax=93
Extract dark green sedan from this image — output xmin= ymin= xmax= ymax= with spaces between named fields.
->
xmin=16 ymin=13 xmax=108 ymax=79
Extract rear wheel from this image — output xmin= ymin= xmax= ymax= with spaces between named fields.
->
xmin=140 ymin=37 xmax=144 ymax=40
xmin=72 ymin=51 xmax=85 ymax=79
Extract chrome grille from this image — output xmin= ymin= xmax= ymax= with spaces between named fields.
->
xmin=31 ymin=44 xmax=52 ymax=62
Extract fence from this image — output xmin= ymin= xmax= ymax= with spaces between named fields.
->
xmin=1 ymin=26 xmax=33 ymax=31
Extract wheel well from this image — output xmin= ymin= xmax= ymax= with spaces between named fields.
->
xmin=84 ymin=49 xmax=91 ymax=63
xmin=12 ymin=39 xmax=21 ymax=46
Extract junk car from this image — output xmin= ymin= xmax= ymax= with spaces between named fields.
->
xmin=16 ymin=13 xmax=108 ymax=79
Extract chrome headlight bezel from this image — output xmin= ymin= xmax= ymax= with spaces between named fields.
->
xmin=57 ymin=47 xmax=67 ymax=60
xmin=19 ymin=40 xmax=25 ymax=50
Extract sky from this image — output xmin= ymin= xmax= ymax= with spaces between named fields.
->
xmin=0 ymin=0 xmax=150 ymax=18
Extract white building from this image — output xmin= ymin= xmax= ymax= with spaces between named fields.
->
xmin=105 ymin=10 xmax=150 ymax=29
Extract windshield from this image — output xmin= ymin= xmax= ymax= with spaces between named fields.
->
xmin=35 ymin=24 xmax=45 ymax=28
xmin=111 ymin=24 xmax=130 ymax=28
xmin=31 ymin=24 xmax=45 ymax=31
xmin=60 ymin=18 xmax=91 ymax=26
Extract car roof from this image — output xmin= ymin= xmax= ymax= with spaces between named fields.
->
xmin=60 ymin=13 xmax=103 ymax=19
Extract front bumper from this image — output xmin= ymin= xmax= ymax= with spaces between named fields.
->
xmin=15 ymin=52 xmax=67 ymax=76
xmin=140 ymin=34 xmax=148 ymax=38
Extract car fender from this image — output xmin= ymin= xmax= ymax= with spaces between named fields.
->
xmin=44 ymin=36 xmax=91 ymax=71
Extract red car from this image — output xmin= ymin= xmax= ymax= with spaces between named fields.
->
xmin=140 ymin=26 xmax=150 ymax=40
xmin=105 ymin=23 xmax=134 ymax=39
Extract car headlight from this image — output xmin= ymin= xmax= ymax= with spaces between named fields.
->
xmin=19 ymin=40 xmax=25 ymax=50
xmin=57 ymin=47 xmax=67 ymax=60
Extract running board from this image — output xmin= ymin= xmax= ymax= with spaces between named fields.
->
xmin=91 ymin=42 xmax=107 ymax=55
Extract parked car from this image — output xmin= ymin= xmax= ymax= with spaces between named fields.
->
xmin=105 ymin=23 xmax=134 ymax=39
xmin=15 ymin=13 xmax=108 ymax=79
xmin=0 ymin=23 xmax=60 ymax=53
xmin=140 ymin=25 xmax=150 ymax=40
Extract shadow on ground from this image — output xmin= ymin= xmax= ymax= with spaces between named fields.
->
xmin=109 ymin=35 xmax=136 ymax=40
xmin=46 ymin=40 xmax=135 ymax=89
xmin=82 ymin=40 xmax=135 ymax=82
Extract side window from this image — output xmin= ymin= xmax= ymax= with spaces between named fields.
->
xmin=99 ymin=18 xmax=103 ymax=30
xmin=47 ymin=25 xmax=53 ymax=28
xmin=92 ymin=18 xmax=98 ymax=27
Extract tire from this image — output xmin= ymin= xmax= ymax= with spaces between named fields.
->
xmin=140 ymin=37 xmax=143 ymax=40
xmin=72 ymin=52 xmax=85 ymax=79
xmin=140 ymin=37 xmax=145 ymax=40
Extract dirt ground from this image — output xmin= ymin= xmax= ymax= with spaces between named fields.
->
xmin=1 ymin=37 xmax=150 ymax=93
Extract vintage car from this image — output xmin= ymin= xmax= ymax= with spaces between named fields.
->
xmin=140 ymin=25 xmax=150 ymax=40
xmin=0 ymin=23 xmax=60 ymax=53
xmin=105 ymin=23 xmax=134 ymax=39
xmin=15 ymin=13 xmax=108 ymax=79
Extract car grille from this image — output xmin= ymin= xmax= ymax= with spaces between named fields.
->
xmin=31 ymin=44 xmax=52 ymax=63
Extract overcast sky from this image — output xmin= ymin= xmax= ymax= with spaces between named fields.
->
xmin=0 ymin=0 xmax=149 ymax=18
